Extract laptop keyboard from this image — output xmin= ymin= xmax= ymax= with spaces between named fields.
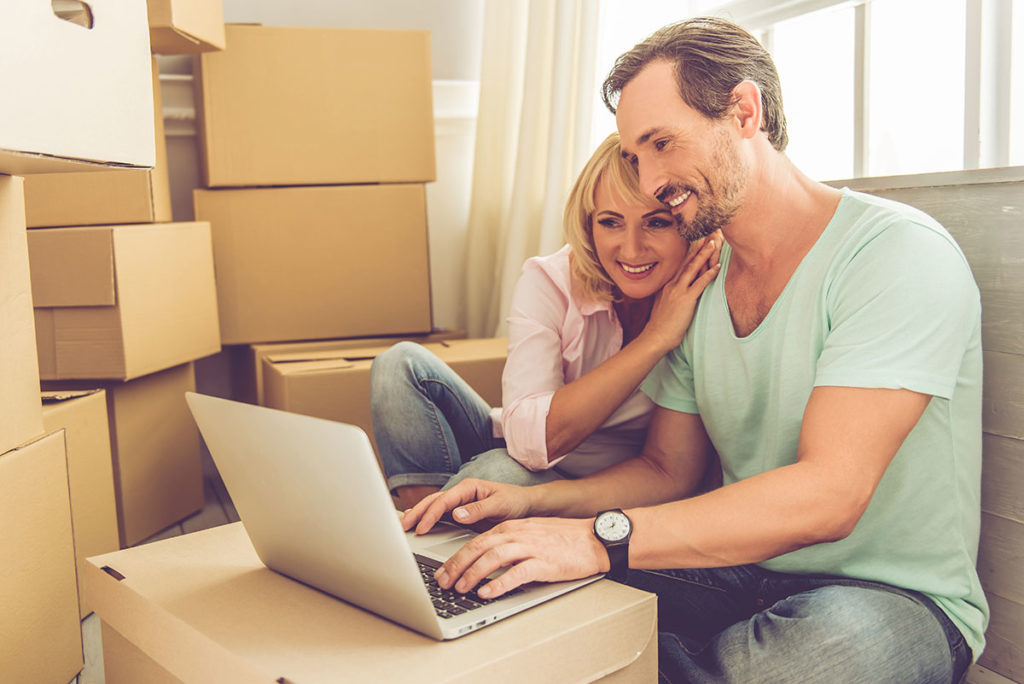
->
xmin=415 ymin=554 xmax=521 ymax=620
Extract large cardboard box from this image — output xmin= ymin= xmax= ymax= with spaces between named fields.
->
xmin=148 ymin=0 xmax=226 ymax=54
xmin=241 ymin=329 xmax=467 ymax=405
xmin=195 ymin=24 xmax=435 ymax=187
xmin=44 ymin=364 xmax=204 ymax=547
xmin=29 ymin=221 xmax=221 ymax=380
xmin=194 ymin=184 xmax=432 ymax=345
xmin=263 ymin=338 xmax=507 ymax=460
xmin=86 ymin=523 xmax=657 ymax=682
xmin=42 ymin=389 xmax=120 ymax=617
xmin=0 ymin=431 xmax=83 ymax=683
xmin=0 ymin=0 xmax=155 ymax=174
xmin=0 ymin=175 xmax=44 ymax=455
xmin=23 ymin=58 xmax=173 ymax=228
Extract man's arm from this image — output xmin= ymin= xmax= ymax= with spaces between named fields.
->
xmin=432 ymin=385 xmax=929 ymax=598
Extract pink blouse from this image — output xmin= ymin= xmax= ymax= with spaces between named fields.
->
xmin=491 ymin=245 xmax=654 ymax=476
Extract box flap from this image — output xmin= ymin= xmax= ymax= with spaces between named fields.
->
xmin=41 ymin=389 xmax=103 ymax=404
xmin=264 ymin=345 xmax=393 ymax=365
xmin=27 ymin=228 xmax=117 ymax=307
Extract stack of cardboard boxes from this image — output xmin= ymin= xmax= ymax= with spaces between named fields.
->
xmin=0 ymin=1 xmax=164 ymax=679
xmin=190 ymin=24 xmax=508 ymax=456
xmin=24 ymin=7 xmax=225 ymax=552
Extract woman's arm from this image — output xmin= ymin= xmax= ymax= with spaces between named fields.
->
xmin=543 ymin=238 xmax=720 ymax=460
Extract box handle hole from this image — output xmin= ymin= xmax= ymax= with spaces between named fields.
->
xmin=51 ymin=0 xmax=94 ymax=29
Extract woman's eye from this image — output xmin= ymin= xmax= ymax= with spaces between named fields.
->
xmin=597 ymin=218 xmax=621 ymax=229
xmin=646 ymin=218 xmax=674 ymax=230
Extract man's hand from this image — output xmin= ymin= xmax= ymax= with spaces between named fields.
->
xmin=434 ymin=517 xmax=608 ymax=599
xmin=401 ymin=478 xmax=535 ymax=535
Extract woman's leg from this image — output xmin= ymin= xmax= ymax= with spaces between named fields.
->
xmin=370 ymin=342 xmax=501 ymax=508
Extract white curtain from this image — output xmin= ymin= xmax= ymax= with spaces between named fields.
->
xmin=462 ymin=0 xmax=601 ymax=337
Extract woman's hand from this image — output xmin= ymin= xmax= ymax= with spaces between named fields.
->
xmin=641 ymin=231 xmax=723 ymax=352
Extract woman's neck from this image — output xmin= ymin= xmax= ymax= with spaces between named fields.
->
xmin=614 ymin=296 xmax=654 ymax=346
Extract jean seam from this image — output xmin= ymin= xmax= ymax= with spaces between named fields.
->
xmin=419 ymin=376 xmax=492 ymax=444
xmin=641 ymin=569 xmax=731 ymax=593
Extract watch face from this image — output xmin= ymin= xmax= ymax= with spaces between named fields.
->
xmin=595 ymin=511 xmax=630 ymax=542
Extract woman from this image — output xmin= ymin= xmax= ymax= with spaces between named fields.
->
xmin=370 ymin=133 xmax=720 ymax=510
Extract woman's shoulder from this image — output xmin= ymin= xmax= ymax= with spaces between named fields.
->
xmin=518 ymin=244 xmax=574 ymax=292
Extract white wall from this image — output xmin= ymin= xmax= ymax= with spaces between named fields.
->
xmin=160 ymin=0 xmax=485 ymax=333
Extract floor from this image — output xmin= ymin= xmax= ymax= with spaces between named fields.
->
xmin=73 ymin=446 xmax=237 ymax=684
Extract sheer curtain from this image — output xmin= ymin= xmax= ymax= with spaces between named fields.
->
xmin=462 ymin=0 xmax=600 ymax=337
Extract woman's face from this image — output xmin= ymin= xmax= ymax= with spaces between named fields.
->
xmin=591 ymin=177 xmax=690 ymax=301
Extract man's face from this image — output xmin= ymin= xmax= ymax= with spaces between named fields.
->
xmin=615 ymin=60 xmax=748 ymax=241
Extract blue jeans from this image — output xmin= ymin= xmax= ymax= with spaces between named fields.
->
xmin=369 ymin=342 xmax=563 ymax=493
xmin=625 ymin=564 xmax=971 ymax=684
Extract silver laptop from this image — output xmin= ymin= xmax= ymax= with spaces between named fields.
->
xmin=184 ymin=391 xmax=600 ymax=640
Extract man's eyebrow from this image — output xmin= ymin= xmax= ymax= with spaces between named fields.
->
xmin=642 ymin=208 xmax=671 ymax=219
xmin=635 ymin=127 xmax=664 ymax=147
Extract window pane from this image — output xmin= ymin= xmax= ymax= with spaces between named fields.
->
xmin=868 ymin=0 xmax=966 ymax=176
xmin=772 ymin=5 xmax=855 ymax=181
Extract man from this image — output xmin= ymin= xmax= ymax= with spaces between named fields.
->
xmin=403 ymin=17 xmax=986 ymax=683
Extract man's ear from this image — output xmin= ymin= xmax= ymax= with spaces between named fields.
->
xmin=731 ymin=80 xmax=762 ymax=140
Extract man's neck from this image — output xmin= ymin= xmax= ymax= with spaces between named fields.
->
xmin=722 ymin=154 xmax=842 ymax=273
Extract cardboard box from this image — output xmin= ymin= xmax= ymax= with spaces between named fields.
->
xmin=193 ymin=184 xmax=432 ymax=345
xmin=240 ymin=329 xmax=467 ymax=405
xmin=29 ymin=221 xmax=221 ymax=380
xmin=0 ymin=175 xmax=44 ymax=455
xmin=42 ymin=389 xmax=119 ymax=617
xmin=263 ymin=338 xmax=507 ymax=461
xmin=44 ymin=364 xmax=204 ymax=547
xmin=86 ymin=523 xmax=657 ymax=682
xmin=0 ymin=431 xmax=83 ymax=683
xmin=195 ymin=24 xmax=435 ymax=187
xmin=23 ymin=58 xmax=173 ymax=228
xmin=148 ymin=0 xmax=226 ymax=54
xmin=0 ymin=0 xmax=155 ymax=174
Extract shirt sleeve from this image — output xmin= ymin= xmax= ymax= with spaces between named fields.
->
xmin=500 ymin=261 xmax=572 ymax=471
xmin=815 ymin=219 xmax=981 ymax=398
xmin=641 ymin=340 xmax=700 ymax=414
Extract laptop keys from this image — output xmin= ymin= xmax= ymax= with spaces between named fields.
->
xmin=415 ymin=554 xmax=520 ymax=619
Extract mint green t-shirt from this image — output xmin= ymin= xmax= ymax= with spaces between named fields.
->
xmin=642 ymin=189 xmax=989 ymax=657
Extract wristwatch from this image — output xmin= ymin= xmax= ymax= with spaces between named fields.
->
xmin=593 ymin=509 xmax=632 ymax=582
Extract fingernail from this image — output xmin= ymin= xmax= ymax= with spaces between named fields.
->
xmin=435 ymin=568 xmax=448 ymax=586
xmin=478 ymin=585 xmax=492 ymax=598
xmin=455 ymin=579 xmax=467 ymax=593
xmin=453 ymin=508 xmax=468 ymax=521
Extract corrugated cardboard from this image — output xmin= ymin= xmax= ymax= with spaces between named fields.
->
xmin=193 ymin=184 xmax=432 ymax=345
xmin=239 ymin=329 xmax=467 ymax=405
xmin=86 ymin=523 xmax=657 ymax=682
xmin=0 ymin=0 xmax=155 ymax=174
xmin=0 ymin=431 xmax=83 ymax=683
xmin=0 ymin=175 xmax=44 ymax=454
xmin=195 ymin=24 xmax=435 ymax=187
xmin=263 ymin=338 xmax=507 ymax=462
xmin=42 ymin=389 xmax=119 ymax=617
xmin=148 ymin=0 xmax=226 ymax=54
xmin=29 ymin=221 xmax=221 ymax=380
xmin=23 ymin=58 xmax=173 ymax=228
xmin=44 ymin=364 xmax=204 ymax=548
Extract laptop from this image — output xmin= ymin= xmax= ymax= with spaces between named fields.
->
xmin=184 ymin=392 xmax=601 ymax=640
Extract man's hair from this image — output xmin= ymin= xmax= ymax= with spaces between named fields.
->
xmin=601 ymin=16 xmax=788 ymax=151
xmin=564 ymin=132 xmax=650 ymax=304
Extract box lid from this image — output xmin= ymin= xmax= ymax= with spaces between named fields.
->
xmin=85 ymin=523 xmax=655 ymax=682
xmin=147 ymin=0 xmax=226 ymax=54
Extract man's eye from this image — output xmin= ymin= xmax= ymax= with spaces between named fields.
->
xmin=655 ymin=139 xmax=669 ymax=151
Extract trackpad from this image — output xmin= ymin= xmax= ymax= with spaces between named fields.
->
xmin=420 ymin=533 xmax=475 ymax=561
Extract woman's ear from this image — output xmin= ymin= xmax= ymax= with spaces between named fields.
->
xmin=731 ymin=80 xmax=763 ymax=140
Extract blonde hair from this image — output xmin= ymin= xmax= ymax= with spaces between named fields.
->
xmin=564 ymin=132 xmax=650 ymax=303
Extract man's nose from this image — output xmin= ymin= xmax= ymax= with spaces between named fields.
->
xmin=638 ymin=160 xmax=667 ymax=202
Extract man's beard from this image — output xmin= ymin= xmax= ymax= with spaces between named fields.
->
xmin=676 ymin=129 xmax=747 ymax=241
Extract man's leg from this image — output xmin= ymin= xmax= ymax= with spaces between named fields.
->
xmin=657 ymin=582 xmax=958 ymax=684
xmin=443 ymin=448 xmax=565 ymax=490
